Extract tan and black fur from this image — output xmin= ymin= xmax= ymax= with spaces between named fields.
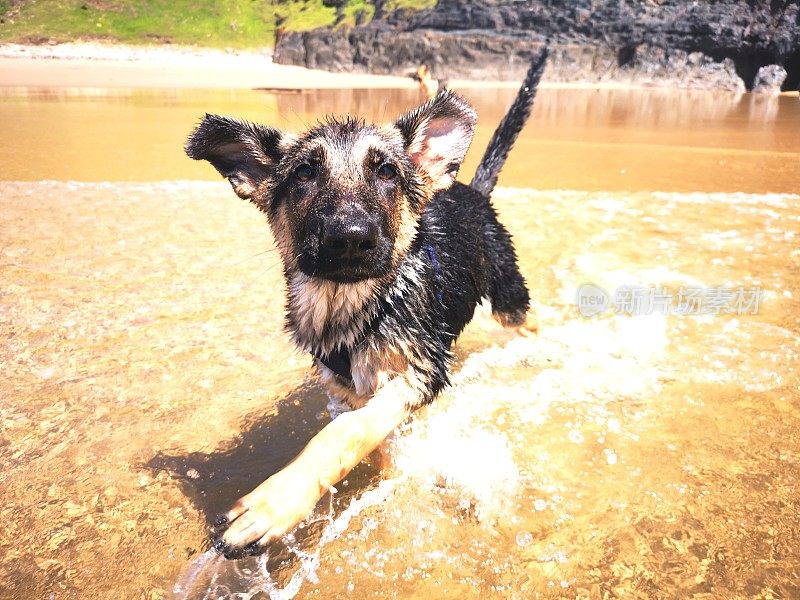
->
xmin=185 ymin=49 xmax=548 ymax=558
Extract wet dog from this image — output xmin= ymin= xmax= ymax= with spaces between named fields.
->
xmin=185 ymin=49 xmax=548 ymax=558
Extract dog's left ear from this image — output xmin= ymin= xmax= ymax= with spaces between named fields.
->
xmin=394 ymin=90 xmax=477 ymax=192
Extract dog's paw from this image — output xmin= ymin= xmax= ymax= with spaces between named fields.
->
xmin=212 ymin=471 xmax=320 ymax=559
xmin=517 ymin=310 xmax=538 ymax=337
xmin=494 ymin=308 xmax=538 ymax=336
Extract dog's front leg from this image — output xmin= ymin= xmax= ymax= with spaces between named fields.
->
xmin=213 ymin=375 xmax=417 ymax=557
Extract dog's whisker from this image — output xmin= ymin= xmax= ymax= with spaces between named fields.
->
xmin=226 ymin=247 xmax=280 ymax=268
xmin=238 ymin=260 xmax=285 ymax=290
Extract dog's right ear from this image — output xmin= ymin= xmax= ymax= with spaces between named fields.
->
xmin=185 ymin=114 xmax=285 ymax=200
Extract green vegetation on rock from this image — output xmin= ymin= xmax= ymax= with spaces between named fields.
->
xmin=0 ymin=0 xmax=434 ymax=48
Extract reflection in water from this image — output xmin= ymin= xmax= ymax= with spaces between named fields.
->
xmin=1 ymin=178 xmax=798 ymax=598
xmin=1 ymin=86 xmax=799 ymax=192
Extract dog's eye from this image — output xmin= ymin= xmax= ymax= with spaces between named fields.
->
xmin=377 ymin=163 xmax=397 ymax=181
xmin=294 ymin=163 xmax=315 ymax=182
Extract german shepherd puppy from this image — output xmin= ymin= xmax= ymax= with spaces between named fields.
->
xmin=185 ymin=49 xmax=548 ymax=558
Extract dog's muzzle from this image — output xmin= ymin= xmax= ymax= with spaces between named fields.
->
xmin=301 ymin=209 xmax=390 ymax=282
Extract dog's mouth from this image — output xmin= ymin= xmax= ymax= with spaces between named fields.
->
xmin=313 ymin=265 xmax=385 ymax=283
xmin=297 ymin=245 xmax=393 ymax=283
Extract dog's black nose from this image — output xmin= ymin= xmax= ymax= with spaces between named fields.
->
xmin=321 ymin=220 xmax=378 ymax=259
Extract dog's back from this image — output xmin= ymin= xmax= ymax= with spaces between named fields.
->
xmin=417 ymin=49 xmax=549 ymax=343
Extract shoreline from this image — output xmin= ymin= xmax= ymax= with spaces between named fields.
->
xmin=0 ymin=41 xmax=418 ymax=90
xmin=1 ymin=42 xmax=798 ymax=96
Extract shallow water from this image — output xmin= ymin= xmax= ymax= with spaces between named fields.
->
xmin=1 ymin=86 xmax=799 ymax=192
xmin=1 ymin=87 xmax=799 ymax=599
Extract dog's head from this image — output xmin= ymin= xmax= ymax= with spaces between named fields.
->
xmin=185 ymin=91 xmax=476 ymax=283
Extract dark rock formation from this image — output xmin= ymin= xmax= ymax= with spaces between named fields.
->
xmin=274 ymin=0 xmax=800 ymax=91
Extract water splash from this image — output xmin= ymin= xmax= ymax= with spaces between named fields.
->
xmin=172 ymin=310 xmax=677 ymax=598
xmin=172 ymin=479 xmax=401 ymax=599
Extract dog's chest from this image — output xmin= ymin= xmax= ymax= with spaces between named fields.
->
xmin=287 ymin=274 xmax=377 ymax=356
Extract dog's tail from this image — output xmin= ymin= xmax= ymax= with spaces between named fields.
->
xmin=470 ymin=48 xmax=549 ymax=197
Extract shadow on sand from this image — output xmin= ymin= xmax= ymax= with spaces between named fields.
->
xmin=144 ymin=381 xmax=381 ymax=565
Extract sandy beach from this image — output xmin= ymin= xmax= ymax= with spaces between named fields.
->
xmin=0 ymin=41 xmax=422 ymax=89
xmin=0 ymin=41 xmax=556 ymax=90
xmin=0 ymin=41 xmax=713 ymax=91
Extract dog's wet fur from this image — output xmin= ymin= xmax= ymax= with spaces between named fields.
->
xmin=185 ymin=49 xmax=549 ymax=558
